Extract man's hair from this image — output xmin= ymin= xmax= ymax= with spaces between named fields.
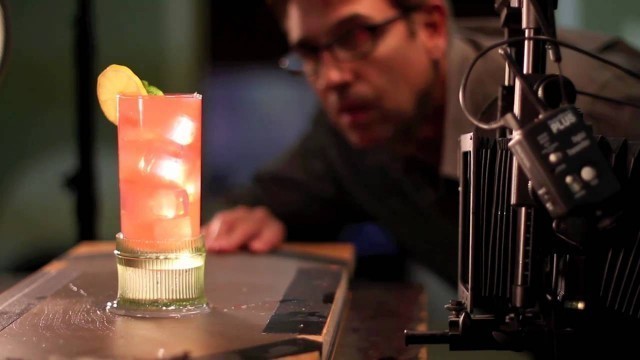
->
xmin=267 ymin=0 xmax=428 ymax=27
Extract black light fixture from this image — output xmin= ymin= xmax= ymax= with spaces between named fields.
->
xmin=67 ymin=0 xmax=97 ymax=242
xmin=0 ymin=0 xmax=9 ymax=81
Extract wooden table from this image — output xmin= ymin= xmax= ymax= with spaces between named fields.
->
xmin=0 ymin=241 xmax=427 ymax=359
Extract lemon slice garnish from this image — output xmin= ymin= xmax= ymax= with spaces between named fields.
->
xmin=97 ymin=64 xmax=148 ymax=125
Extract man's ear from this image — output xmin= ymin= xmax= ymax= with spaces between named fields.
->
xmin=413 ymin=0 xmax=448 ymax=60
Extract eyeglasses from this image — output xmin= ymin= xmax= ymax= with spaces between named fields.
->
xmin=279 ymin=12 xmax=410 ymax=79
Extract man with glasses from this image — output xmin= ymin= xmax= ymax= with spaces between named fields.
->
xmin=205 ymin=0 xmax=460 ymax=282
xmin=204 ymin=0 xmax=640 ymax=318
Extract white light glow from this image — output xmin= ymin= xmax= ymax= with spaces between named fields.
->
xmin=140 ymin=155 xmax=186 ymax=185
xmin=168 ymin=115 xmax=196 ymax=145
xmin=155 ymin=158 xmax=184 ymax=184
xmin=185 ymin=182 xmax=197 ymax=201
xmin=151 ymin=189 xmax=188 ymax=219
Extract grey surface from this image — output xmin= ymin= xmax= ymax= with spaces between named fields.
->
xmin=0 ymin=250 xmax=348 ymax=359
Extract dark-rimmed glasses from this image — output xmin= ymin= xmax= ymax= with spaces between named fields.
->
xmin=279 ymin=12 xmax=412 ymax=79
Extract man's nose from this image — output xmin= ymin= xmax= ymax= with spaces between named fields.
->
xmin=314 ymin=50 xmax=353 ymax=90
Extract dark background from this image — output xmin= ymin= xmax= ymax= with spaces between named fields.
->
xmin=209 ymin=0 xmax=497 ymax=62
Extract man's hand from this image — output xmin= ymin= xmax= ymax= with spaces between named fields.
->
xmin=204 ymin=206 xmax=286 ymax=253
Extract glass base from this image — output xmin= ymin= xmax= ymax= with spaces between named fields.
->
xmin=106 ymin=299 xmax=209 ymax=318
xmin=108 ymin=233 xmax=210 ymax=318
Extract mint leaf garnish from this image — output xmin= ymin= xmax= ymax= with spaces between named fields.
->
xmin=142 ymin=79 xmax=164 ymax=95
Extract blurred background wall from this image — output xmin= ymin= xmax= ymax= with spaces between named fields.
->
xmin=0 ymin=0 xmax=639 ymax=274
xmin=0 ymin=0 xmax=209 ymax=271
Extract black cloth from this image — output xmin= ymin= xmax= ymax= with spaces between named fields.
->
xmin=216 ymin=18 xmax=640 ymax=286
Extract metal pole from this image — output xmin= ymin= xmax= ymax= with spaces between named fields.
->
xmin=68 ymin=0 xmax=97 ymax=241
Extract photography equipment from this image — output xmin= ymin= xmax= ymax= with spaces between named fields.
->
xmin=405 ymin=0 xmax=640 ymax=358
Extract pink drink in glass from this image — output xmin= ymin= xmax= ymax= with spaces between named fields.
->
xmin=108 ymin=93 xmax=208 ymax=317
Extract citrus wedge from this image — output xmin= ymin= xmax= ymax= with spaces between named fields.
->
xmin=97 ymin=64 xmax=148 ymax=125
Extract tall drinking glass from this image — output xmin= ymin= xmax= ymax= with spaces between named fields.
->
xmin=107 ymin=93 xmax=209 ymax=317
